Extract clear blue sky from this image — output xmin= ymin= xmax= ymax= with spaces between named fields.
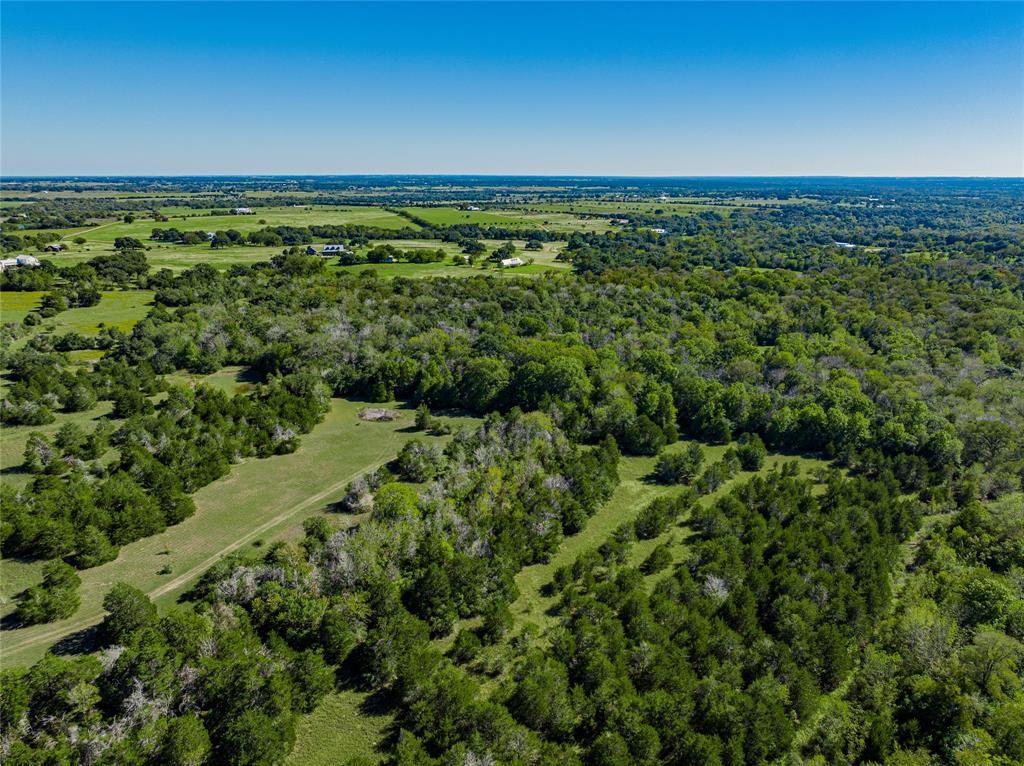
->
xmin=2 ymin=2 xmax=1021 ymax=176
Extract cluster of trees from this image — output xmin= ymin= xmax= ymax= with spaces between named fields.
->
xmin=797 ymin=495 xmax=1024 ymax=765
xmin=0 ymin=411 xmax=620 ymax=764
xmin=96 ymin=256 xmax=1023 ymax=504
xmin=2 ymin=372 xmax=330 ymax=596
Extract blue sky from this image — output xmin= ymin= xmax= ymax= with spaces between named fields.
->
xmin=2 ymin=2 xmax=1021 ymax=176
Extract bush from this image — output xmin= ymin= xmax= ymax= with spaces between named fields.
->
xmin=641 ymin=543 xmax=673 ymax=574
xmin=653 ymin=442 xmax=704 ymax=484
xmin=736 ymin=433 xmax=767 ymax=471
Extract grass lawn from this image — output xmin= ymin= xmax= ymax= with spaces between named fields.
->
xmin=0 ymin=397 xmax=480 ymax=667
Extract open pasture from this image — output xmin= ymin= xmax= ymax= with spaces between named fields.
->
xmin=72 ymin=205 xmax=415 ymax=244
xmin=0 ymin=290 xmax=45 ymax=324
xmin=401 ymin=206 xmax=610 ymax=233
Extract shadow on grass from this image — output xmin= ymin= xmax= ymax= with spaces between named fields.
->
xmin=50 ymin=624 xmax=103 ymax=657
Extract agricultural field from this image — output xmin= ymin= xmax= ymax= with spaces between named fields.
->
xmin=0 ymin=397 xmax=481 ymax=667
xmin=400 ymin=206 xmax=610 ymax=233
xmin=76 ymin=205 xmax=415 ymax=244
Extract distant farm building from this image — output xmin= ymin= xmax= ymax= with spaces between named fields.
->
xmin=0 ymin=254 xmax=41 ymax=271
xmin=321 ymin=244 xmax=349 ymax=256
xmin=834 ymin=241 xmax=857 ymax=249
xmin=500 ymin=257 xmax=524 ymax=268
xmin=43 ymin=243 xmax=64 ymax=252
xmin=650 ymin=228 xmax=667 ymax=235
xmin=466 ymin=206 xmax=482 ymax=211
xmin=234 ymin=207 xmax=254 ymax=215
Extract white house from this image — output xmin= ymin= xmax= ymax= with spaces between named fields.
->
xmin=500 ymin=257 xmax=524 ymax=268
xmin=650 ymin=228 xmax=667 ymax=235
xmin=234 ymin=207 xmax=254 ymax=215
xmin=0 ymin=254 xmax=40 ymax=272
xmin=321 ymin=244 xmax=349 ymax=256
xmin=466 ymin=205 xmax=482 ymax=211
xmin=834 ymin=241 xmax=857 ymax=249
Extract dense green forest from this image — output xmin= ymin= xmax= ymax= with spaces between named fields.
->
xmin=1 ymin=179 xmax=1022 ymax=766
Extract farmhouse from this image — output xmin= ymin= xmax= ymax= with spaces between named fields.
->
xmin=834 ymin=241 xmax=857 ymax=249
xmin=0 ymin=254 xmax=41 ymax=272
xmin=321 ymin=244 xmax=349 ymax=256
xmin=650 ymin=228 xmax=667 ymax=235
xmin=234 ymin=207 xmax=254 ymax=215
xmin=500 ymin=257 xmax=524 ymax=268
xmin=466 ymin=205 xmax=482 ymax=211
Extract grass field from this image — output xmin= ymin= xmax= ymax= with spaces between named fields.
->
xmin=0 ymin=289 xmax=153 ymax=335
xmin=35 ymin=235 xmax=572 ymax=275
xmin=400 ymin=206 xmax=610 ymax=233
xmin=0 ymin=291 xmax=45 ymax=324
xmin=338 ymin=240 xmax=570 ymax=279
xmin=0 ymin=398 xmax=480 ymax=667
xmin=69 ymin=205 xmax=416 ymax=244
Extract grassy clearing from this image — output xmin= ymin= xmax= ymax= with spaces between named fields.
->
xmin=165 ymin=365 xmax=261 ymax=396
xmin=48 ymin=290 xmax=154 ymax=335
xmin=0 ymin=398 xmax=480 ymax=667
xmin=287 ymin=689 xmax=393 ymax=766
xmin=400 ymin=207 xmax=609 ymax=233
xmin=0 ymin=291 xmax=45 ymax=325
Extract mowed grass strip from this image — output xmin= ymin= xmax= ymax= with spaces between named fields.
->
xmin=0 ymin=398 xmax=479 ymax=667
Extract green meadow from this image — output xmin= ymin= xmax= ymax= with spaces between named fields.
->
xmin=400 ymin=206 xmax=610 ymax=233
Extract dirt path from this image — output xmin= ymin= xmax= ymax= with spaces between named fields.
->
xmin=60 ymin=222 xmax=114 ymax=240
xmin=1 ymin=439 xmax=395 ymax=661
xmin=148 ymin=451 xmax=389 ymax=601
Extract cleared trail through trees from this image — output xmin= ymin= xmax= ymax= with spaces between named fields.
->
xmin=1 ymin=399 xmax=474 ymax=666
